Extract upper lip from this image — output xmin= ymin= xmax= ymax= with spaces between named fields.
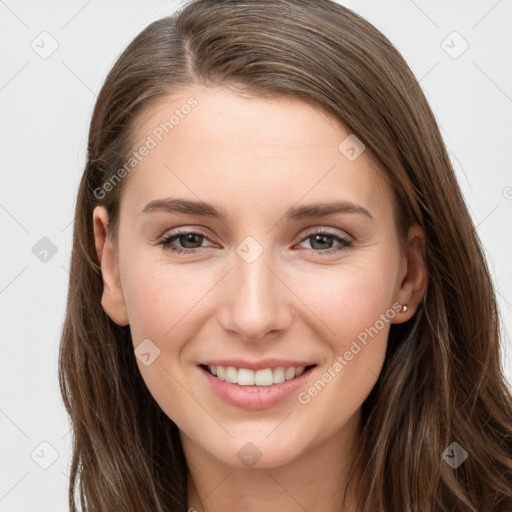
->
xmin=200 ymin=359 xmax=316 ymax=371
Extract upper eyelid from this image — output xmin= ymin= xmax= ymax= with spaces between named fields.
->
xmin=159 ymin=227 xmax=353 ymax=245
xmin=298 ymin=227 xmax=352 ymax=240
xmin=161 ymin=228 xmax=215 ymax=244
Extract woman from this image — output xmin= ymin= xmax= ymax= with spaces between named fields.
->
xmin=58 ymin=0 xmax=512 ymax=510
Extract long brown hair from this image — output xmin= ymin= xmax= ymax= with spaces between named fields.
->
xmin=58 ymin=0 xmax=512 ymax=510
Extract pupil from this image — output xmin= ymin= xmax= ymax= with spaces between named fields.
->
xmin=312 ymin=234 xmax=331 ymax=249
xmin=178 ymin=234 xmax=335 ymax=250
xmin=182 ymin=234 xmax=202 ymax=248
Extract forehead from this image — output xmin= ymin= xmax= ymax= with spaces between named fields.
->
xmin=121 ymin=85 xmax=392 ymax=222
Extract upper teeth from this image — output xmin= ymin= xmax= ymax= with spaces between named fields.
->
xmin=208 ymin=365 xmax=306 ymax=386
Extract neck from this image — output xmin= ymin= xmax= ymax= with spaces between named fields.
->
xmin=184 ymin=410 xmax=362 ymax=512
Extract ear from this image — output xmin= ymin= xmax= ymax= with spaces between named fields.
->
xmin=92 ymin=206 xmax=129 ymax=326
xmin=392 ymin=223 xmax=428 ymax=323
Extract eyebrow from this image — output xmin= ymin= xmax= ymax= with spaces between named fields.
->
xmin=140 ymin=197 xmax=374 ymax=222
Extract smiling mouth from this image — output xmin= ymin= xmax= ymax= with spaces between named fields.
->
xmin=199 ymin=364 xmax=317 ymax=386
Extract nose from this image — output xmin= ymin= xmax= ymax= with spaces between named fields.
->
xmin=218 ymin=247 xmax=295 ymax=341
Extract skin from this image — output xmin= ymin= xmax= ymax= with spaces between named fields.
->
xmin=93 ymin=85 xmax=428 ymax=512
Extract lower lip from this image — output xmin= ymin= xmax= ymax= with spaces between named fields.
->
xmin=198 ymin=365 xmax=316 ymax=410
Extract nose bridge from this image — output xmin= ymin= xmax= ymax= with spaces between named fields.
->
xmin=220 ymin=240 xmax=293 ymax=339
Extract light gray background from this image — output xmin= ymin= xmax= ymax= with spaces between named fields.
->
xmin=1 ymin=1 xmax=511 ymax=510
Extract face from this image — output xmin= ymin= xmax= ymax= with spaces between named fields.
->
xmin=93 ymin=85 xmax=426 ymax=470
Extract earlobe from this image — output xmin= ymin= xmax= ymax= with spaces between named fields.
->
xmin=392 ymin=223 xmax=429 ymax=323
xmin=92 ymin=206 xmax=129 ymax=326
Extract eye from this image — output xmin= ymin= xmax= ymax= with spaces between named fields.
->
xmin=157 ymin=228 xmax=354 ymax=256
xmin=297 ymin=230 xmax=353 ymax=255
xmin=158 ymin=230 xmax=214 ymax=254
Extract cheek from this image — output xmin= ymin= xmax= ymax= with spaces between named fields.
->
xmin=333 ymin=271 xmax=393 ymax=341
xmin=289 ymin=255 xmax=397 ymax=401
xmin=122 ymin=260 xmax=218 ymax=344
xmin=118 ymin=242 xmax=399 ymax=454
xmin=120 ymin=259 xmax=217 ymax=432
xmin=292 ymin=253 xmax=398 ymax=341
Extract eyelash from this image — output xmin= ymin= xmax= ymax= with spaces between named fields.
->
xmin=157 ymin=229 xmax=354 ymax=255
